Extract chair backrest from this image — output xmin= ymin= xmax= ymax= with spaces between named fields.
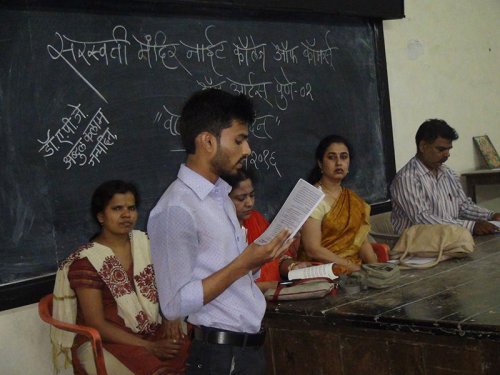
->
xmin=38 ymin=294 xmax=108 ymax=375
xmin=369 ymin=212 xmax=400 ymax=248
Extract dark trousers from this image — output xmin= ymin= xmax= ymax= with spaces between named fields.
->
xmin=186 ymin=339 xmax=266 ymax=375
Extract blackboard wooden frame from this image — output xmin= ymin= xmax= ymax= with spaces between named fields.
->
xmin=2 ymin=0 xmax=405 ymax=20
xmin=0 ymin=0 xmax=399 ymax=311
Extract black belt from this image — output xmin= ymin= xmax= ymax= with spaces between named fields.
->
xmin=193 ymin=326 xmax=265 ymax=347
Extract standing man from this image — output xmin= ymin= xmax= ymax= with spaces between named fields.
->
xmin=390 ymin=119 xmax=500 ymax=235
xmin=148 ymin=89 xmax=291 ymax=374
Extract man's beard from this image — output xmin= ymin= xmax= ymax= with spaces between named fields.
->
xmin=218 ymin=160 xmax=245 ymax=181
xmin=214 ymin=155 xmax=246 ymax=181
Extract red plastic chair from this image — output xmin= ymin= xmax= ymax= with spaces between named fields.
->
xmin=38 ymin=294 xmax=108 ymax=375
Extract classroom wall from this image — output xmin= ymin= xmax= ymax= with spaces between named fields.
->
xmin=384 ymin=0 xmax=500 ymax=203
xmin=1 ymin=1 xmax=498 ymax=374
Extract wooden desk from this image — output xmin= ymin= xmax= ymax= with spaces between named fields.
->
xmin=462 ymin=168 xmax=500 ymax=202
xmin=264 ymin=235 xmax=500 ymax=374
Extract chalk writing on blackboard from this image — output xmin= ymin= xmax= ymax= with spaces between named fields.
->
xmin=152 ymin=106 xmax=278 ymax=142
xmin=46 ymin=25 xmax=337 ymax=107
xmin=37 ymin=105 xmax=117 ymax=169
xmin=134 ymin=31 xmax=191 ymax=74
xmin=154 ymin=105 xmax=181 ymax=136
xmin=43 ymin=24 xmax=339 ymax=178
xmin=197 ymin=76 xmax=227 ymax=90
xmin=227 ymin=72 xmax=273 ymax=107
xmin=301 ymin=31 xmax=338 ymax=68
xmin=246 ymin=149 xmax=281 ymax=177
xmin=233 ymin=35 xmax=267 ymax=71
xmin=180 ymin=25 xmax=227 ymax=76
xmin=272 ymin=41 xmax=299 ymax=64
xmin=46 ymin=25 xmax=130 ymax=102
xmin=250 ymin=114 xmax=279 ymax=140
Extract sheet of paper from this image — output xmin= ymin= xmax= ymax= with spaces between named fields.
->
xmin=288 ymin=263 xmax=338 ymax=281
xmin=489 ymin=221 xmax=500 ymax=234
xmin=253 ymin=178 xmax=324 ymax=245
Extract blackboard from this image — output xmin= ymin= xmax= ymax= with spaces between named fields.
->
xmin=0 ymin=6 xmax=395 ymax=297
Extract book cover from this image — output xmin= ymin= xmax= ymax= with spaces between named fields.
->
xmin=473 ymin=135 xmax=500 ymax=169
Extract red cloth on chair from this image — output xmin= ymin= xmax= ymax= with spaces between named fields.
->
xmin=371 ymin=243 xmax=390 ymax=263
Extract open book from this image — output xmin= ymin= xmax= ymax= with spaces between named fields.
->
xmin=288 ymin=263 xmax=338 ymax=281
xmin=253 ymin=178 xmax=324 ymax=245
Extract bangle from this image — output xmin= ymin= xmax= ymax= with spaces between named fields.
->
xmin=288 ymin=262 xmax=298 ymax=273
xmin=278 ymin=255 xmax=292 ymax=267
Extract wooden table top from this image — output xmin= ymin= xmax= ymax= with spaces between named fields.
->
xmin=266 ymin=234 xmax=500 ymax=340
xmin=461 ymin=168 xmax=500 ymax=176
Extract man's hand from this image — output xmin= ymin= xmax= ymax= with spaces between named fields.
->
xmin=201 ymin=229 xmax=292 ymax=305
xmin=240 ymin=229 xmax=292 ymax=271
xmin=473 ymin=220 xmax=499 ymax=235
xmin=159 ymin=319 xmax=185 ymax=341
xmin=491 ymin=212 xmax=500 ymax=221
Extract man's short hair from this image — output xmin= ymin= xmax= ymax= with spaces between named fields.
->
xmin=415 ymin=119 xmax=459 ymax=149
xmin=179 ymin=89 xmax=255 ymax=154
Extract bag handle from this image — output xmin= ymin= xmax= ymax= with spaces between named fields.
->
xmin=398 ymin=243 xmax=445 ymax=269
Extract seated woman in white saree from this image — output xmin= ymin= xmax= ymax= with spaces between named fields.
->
xmin=51 ymin=180 xmax=188 ymax=375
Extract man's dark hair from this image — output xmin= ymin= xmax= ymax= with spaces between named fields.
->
xmin=179 ymin=89 xmax=255 ymax=154
xmin=415 ymin=119 xmax=459 ymax=149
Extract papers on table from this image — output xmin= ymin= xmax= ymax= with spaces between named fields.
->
xmin=253 ymin=179 xmax=324 ymax=245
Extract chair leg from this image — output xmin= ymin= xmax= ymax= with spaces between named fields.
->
xmin=71 ymin=347 xmax=89 ymax=375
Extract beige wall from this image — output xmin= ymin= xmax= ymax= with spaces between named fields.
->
xmin=384 ymin=0 xmax=500 ymax=174
xmin=384 ymin=0 xmax=500 ymax=204
xmin=0 ymin=304 xmax=71 ymax=375
xmin=1 ymin=1 xmax=499 ymax=373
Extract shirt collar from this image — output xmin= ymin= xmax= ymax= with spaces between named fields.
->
xmin=177 ymin=164 xmax=232 ymax=200
xmin=413 ymin=156 xmax=444 ymax=178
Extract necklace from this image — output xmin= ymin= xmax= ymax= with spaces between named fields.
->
xmin=318 ymin=181 xmax=342 ymax=196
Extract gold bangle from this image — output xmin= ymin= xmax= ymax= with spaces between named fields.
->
xmin=288 ymin=262 xmax=298 ymax=273
xmin=278 ymin=255 xmax=292 ymax=268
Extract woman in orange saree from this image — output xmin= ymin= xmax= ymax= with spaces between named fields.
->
xmin=300 ymin=135 xmax=378 ymax=274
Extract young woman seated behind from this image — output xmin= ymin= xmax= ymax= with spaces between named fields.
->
xmin=225 ymin=168 xmax=312 ymax=285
